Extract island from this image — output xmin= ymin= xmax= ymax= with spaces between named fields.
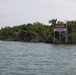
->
xmin=0 ymin=19 xmax=76 ymax=44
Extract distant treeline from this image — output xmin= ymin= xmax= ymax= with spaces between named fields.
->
xmin=0 ymin=22 xmax=51 ymax=42
xmin=0 ymin=19 xmax=76 ymax=43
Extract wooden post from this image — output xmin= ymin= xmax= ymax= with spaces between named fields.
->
xmin=64 ymin=20 xmax=67 ymax=43
xmin=65 ymin=31 xmax=67 ymax=43
xmin=53 ymin=31 xmax=55 ymax=43
xmin=65 ymin=23 xmax=67 ymax=43
xmin=59 ymin=31 xmax=61 ymax=43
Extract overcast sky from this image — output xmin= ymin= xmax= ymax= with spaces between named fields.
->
xmin=0 ymin=0 xmax=76 ymax=28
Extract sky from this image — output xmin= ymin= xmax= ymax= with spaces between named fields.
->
xmin=0 ymin=0 xmax=76 ymax=28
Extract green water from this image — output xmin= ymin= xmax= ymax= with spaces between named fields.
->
xmin=0 ymin=41 xmax=76 ymax=75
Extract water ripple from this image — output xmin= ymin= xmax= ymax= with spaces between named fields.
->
xmin=0 ymin=41 xmax=76 ymax=75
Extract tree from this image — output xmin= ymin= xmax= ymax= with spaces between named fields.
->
xmin=49 ymin=19 xmax=57 ymax=25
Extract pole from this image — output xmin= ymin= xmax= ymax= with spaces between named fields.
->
xmin=65 ymin=30 xmax=67 ymax=43
xmin=59 ymin=31 xmax=61 ymax=43
xmin=64 ymin=20 xmax=67 ymax=43
xmin=53 ymin=31 xmax=55 ymax=43
xmin=65 ymin=23 xmax=67 ymax=43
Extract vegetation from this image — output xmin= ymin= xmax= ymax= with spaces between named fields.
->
xmin=0 ymin=19 xmax=76 ymax=43
xmin=0 ymin=22 xmax=51 ymax=42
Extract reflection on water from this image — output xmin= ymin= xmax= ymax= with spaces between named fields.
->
xmin=0 ymin=41 xmax=76 ymax=75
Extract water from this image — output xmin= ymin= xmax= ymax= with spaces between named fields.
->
xmin=0 ymin=41 xmax=76 ymax=75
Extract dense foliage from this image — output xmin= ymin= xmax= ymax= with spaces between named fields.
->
xmin=0 ymin=19 xmax=76 ymax=43
xmin=48 ymin=19 xmax=76 ymax=43
xmin=0 ymin=22 xmax=51 ymax=42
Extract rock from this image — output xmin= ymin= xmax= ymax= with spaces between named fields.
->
xmin=44 ymin=36 xmax=58 ymax=43
xmin=30 ymin=36 xmax=44 ymax=42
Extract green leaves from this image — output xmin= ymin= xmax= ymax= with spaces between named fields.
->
xmin=0 ymin=22 xmax=51 ymax=42
xmin=0 ymin=19 xmax=76 ymax=43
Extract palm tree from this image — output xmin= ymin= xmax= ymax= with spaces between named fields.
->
xmin=49 ymin=19 xmax=57 ymax=25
